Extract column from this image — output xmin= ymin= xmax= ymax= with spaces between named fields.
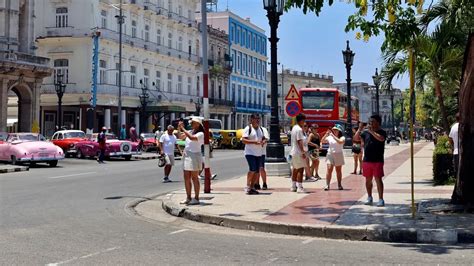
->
xmin=160 ymin=113 xmax=165 ymax=130
xmin=227 ymin=114 xmax=232 ymax=130
xmin=134 ymin=111 xmax=140 ymax=134
xmin=0 ymin=79 xmax=8 ymax=131
xmin=170 ymin=113 xmax=176 ymax=121
xmin=121 ymin=109 xmax=126 ymax=126
xmin=31 ymin=81 xmax=41 ymax=128
xmin=147 ymin=115 xmax=153 ymax=132
xmin=104 ymin=109 xmax=111 ymax=129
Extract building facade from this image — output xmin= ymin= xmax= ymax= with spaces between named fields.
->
xmin=201 ymin=11 xmax=269 ymax=129
xmin=0 ymin=0 xmax=52 ymax=132
xmin=35 ymin=0 xmax=202 ymax=136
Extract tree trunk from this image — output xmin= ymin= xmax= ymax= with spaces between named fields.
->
xmin=451 ymin=34 xmax=474 ymax=206
xmin=434 ymin=77 xmax=450 ymax=132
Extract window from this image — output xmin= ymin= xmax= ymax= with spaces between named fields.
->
xmin=156 ymin=28 xmax=161 ymax=45
xmin=130 ymin=66 xmax=136 ymax=88
xmin=248 ymin=32 xmax=251 ymax=49
xmin=230 ymin=25 xmax=234 ymax=42
xmin=254 ymin=58 xmax=257 ymax=76
xmin=167 ymin=73 xmax=172 ymax=92
xmin=55 ymin=7 xmax=68 ymax=28
xmin=168 ymin=32 xmax=173 ymax=48
xmin=53 ymin=59 xmax=69 ymax=83
xmin=187 ymin=77 xmax=192 ymax=95
xmin=237 ymin=85 xmax=241 ymax=102
xmin=178 ymin=5 xmax=182 ymax=16
xmin=99 ymin=60 xmax=107 ymax=84
xmin=242 ymin=54 xmax=246 ymax=74
xmin=236 ymin=27 xmax=240 ymax=44
xmin=144 ymin=68 xmax=149 ymax=87
xmin=178 ymin=36 xmax=183 ymax=51
xmin=187 ymin=10 xmax=192 ymax=20
xmin=232 ymin=84 xmax=236 ymax=102
xmin=144 ymin=25 xmax=150 ymax=41
xmin=242 ymin=29 xmax=246 ymax=47
xmin=248 ymin=57 xmax=252 ymax=77
xmin=155 ymin=71 xmax=161 ymax=90
xmin=253 ymin=35 xmax=256 ymax=50
xmin=177 ymin=75 xmax=183 ymax=94
xmin=168 ymin=0 xmax=173 ymax=13
xmin=131 ymin=20 xmax=137 ymax=38
xmin=101 ymin=10 xmax=107 ymax=29
xmin=237 ymin=53 xmax=240 ymax=72
xmin=243 ymin=86 xmax=247 ymax=104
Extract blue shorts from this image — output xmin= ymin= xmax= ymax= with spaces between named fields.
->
xmin=245 ymin=155 xmax=262 ymax=172
xmin=260 ymin=155 xmax=266 ymax=168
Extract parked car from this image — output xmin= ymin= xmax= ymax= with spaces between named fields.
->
xmin=75 ymin=133 xmax=141 ymax=160
xmin=0 ymin=132 xmax=7 ymax=141
xmin=51 ymin=130 xmax=87 ymax=157
xmin=139 ymin=133 xmax=157 ymax=152
xmin=219 ymin=129 xmax=245 ymax=149
xmin=0 ymin=133 xmax=64 ymax=166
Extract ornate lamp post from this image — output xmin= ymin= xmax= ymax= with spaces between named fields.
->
xmin=139 ymin=79 xmax=150 ymax=133
xmin=263 ymin=0 xmax=286 ymax=163
xmin=342 ymin=40 xmax=355 ymax=144
xmin=54 ymin=73 xmax=66 ymax=129
xmin=372 ymin=68 xmax=381 ymax=115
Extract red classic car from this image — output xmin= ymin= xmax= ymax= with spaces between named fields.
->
xmin=51 ymin=130 xmax=87 ymax=157
xmin=140 ymin=133 xmax=158 ymax=152
xmin=74 ymin=133 xmax=141 ymax=160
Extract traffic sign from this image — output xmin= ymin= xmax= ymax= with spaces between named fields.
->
xmin=285 ymin=101 xmax=301 ymax=117
xmin=285 ymin=84 xmax=300 ymax=101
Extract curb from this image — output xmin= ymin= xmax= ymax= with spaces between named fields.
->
xmin=160 ymin=194 xmax=473 ymax=244
xmin=0 ymin=166 xmax=29 ymax=174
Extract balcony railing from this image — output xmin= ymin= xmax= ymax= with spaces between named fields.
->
xmin=0 ymin=50 xmax=50 ymax=66
xmin=208 ymin=98 xmax=234 ymax=106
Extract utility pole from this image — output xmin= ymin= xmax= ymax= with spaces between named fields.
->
xmin=116 ymin=0 xmax=124 ymax=134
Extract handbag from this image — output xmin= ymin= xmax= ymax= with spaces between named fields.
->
xmin=351 ymin=145 xmax=361 ymax=154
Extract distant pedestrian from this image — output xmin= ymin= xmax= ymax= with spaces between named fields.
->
xmin=449 ymin=113 xmax=460 ymax=178
xmin=321 ymin=124 xmax=345 ymax=191
xmin=355 ymin=115 xmax=387 ymax=207
xmin=158 ymin=125 xmax=177 ymax=183
xmin=120 ymin=124 xmax=127 ymax=140
xmin=129 ymin=123 xmax=138 ymax=142
xmin=303 ymin=124 xmax=317 ymax=182
xmin=351 ymin=126 xmax=363 ymax=175
xmin=307 ymin=125 xmax=321 ymax=180
xmin=242 ymin=114 xmax=265 ymax=195
xmin=178 ymin=117 xmax=204 ymax=205
xmin=254 ymin=125 xmax=269 ymax=190
xmin=97 ymin=126 xmax=107 ymax=164
xmin=290 ymin=114 xmax=307 ymax=193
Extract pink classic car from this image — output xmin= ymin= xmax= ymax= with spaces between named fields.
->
xmin=0 ymin=133 xmax=64 ymax=167
xmin=74 ymin=133 xmax=141 ymax=160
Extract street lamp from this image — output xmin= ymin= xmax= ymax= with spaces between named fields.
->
xmin=372 ymin=68 xmax=381 ymax=115
xmin=54 ymin=73 xmax=66 ymax=129
xmin=342 ymin=40 xmax=355 ymax=144
xmin=389 ymin=85 xmax=396 ymax=136
xmin=263 ymin=0 xmax=286 ymax=163
xmin=115 ymin=0 xmax=125 ymax=134
xmin=139 ymin=79 xmax=150 ymax=133
xmin=194 ymin=97 xmax=202 ymax=116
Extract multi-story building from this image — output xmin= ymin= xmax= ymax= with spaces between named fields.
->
xmin=270 ymin=69 xmax=333 ymax=128
xmin=34 ymin=0 xmax=202 ymax=136
xmin=0 ymin=0 xmax=51 ymax=132
xmin=200 ymin=11 xmax=269 ymax=129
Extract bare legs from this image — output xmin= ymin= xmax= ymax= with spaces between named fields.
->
xmin=184 ymin=170 xmax=200 ymax=200
xmin=365 ymin=176 xmax=384 ymax=200
xmin=325 ymin=164 xmax=343 ymax=189
xmin=311 ymin=158 xmax=320 ymax=177
xmin=164 ymin=164 xmax=172 ymax=177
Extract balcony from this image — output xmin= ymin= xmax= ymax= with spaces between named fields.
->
xmin=43 ymin=27 xmax=82 ymax=38
xmin=0 ymin=50 xmax=50 ymax=66
xmin=208 ymin=98 xmax=234 ymax=106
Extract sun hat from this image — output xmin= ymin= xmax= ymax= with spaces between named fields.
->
xmin=332 ymin=124 xmax=344 ymax=133
xmin=190 ymin=117 xmax=203 ymax=127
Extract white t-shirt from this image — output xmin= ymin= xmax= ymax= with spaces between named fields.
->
xmin=155 ymin=130 xmax=163 ymax=141
xmin=242 ymin=125 xmax=264 ymax=156
xmin=449 ymin=122 xmax=459 ymax=155
xmin=261 ymin=127 xmax=269 ymax=156
xmin=159 ymin=133 xmax=177 ymax=155
xmin=327 ymin=135 xmax=345 ymax=154
xmin=290 ymin=125 xmax=305 ymax=156
xmin=184 ymin=131 xmax=204 ymax=153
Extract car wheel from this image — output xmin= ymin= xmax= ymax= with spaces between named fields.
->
xmin=77 ymin=149 xmax=85 ymax=159
xmin=11 ymin=155 xmax=17 ymax=165
xmin=124 ymin=155 xmax=132 ymax=161
xmin=48 ymin=160 xmax=58 ymax=167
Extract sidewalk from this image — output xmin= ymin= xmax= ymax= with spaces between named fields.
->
xmin=0 ymin=164 xmax=29 ymax=174
xmin=136 ymin=142 xmax=474 ymax=244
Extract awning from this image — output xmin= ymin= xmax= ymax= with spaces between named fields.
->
xmin=146 ymin=105 xmax=187 ymax=113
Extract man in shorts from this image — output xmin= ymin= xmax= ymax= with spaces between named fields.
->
xmin=158 ymin=125 xmax=177 ymax=183
xmin=355 ymin=114 xmax=387 ymax=207
xmin=242 ymin=114 xmax=266 ymax=195
xmin=290 ymin=114 xmax=307 ymax=193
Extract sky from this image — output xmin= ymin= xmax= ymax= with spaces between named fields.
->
xmin=216 ymin=0 xmax=409 ymax=89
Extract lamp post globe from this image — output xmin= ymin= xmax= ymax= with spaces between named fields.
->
xmin=372 ymin=68 xmax=381 ymax=115
xmin=342 ymin=40 xmax=355 ymax=146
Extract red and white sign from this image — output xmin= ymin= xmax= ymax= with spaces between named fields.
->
xmin=285 ymin=84 xmax=300 ymax=101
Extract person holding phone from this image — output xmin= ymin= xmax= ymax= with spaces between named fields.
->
xmin=242 ymin=114 xmax=266 ymax=195
xmin=351 ymin=123 xmax=365 ymax=175
xmin=321 ymin=124 xmax=345 ymax=191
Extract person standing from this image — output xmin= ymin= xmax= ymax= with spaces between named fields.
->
xmin=97 ymin=126 xmax=107 ymax=164
xmin=449 ymin=113 xmax=460 ymax=178
xmin=129 ymin=123 xmax=138 ymax=142
xmin=178 ymin=117 xmax=204 ymax=205
xmin=159 ymin=125 xmax=177 ymax=183
xmin=321 ymin=124 xmax=345 ymax=191
xmin=351 ymin=126 xmax=364 ymax=175
xmin=242 ymin=114 xmax=265 ymax=195
xmin=290 ymin=114 xmax=307 ymax=193
xmin=119 ymin=124 xmax=127 ymax=140
xmin=254 ymin=125 xmax=269 ymax=190
xmin=307 ymin=125 xmax=321 ymax=180
xmin=355 ymin=115 xmax=387 ymax=207
xmin=303 ymin=124 xmax=317 ymax=182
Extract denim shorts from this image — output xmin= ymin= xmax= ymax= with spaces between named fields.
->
xmin=245 ymin=155 xmax=262 ymax=172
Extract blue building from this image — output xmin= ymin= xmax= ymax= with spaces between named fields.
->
xmin=204 ymin=11 xmax=270 ymax=129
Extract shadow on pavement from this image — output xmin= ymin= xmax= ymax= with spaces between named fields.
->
xmin=390 ymin=243 xmax=474 ymax=255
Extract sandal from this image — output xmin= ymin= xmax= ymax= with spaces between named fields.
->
xmin=180 ymin=198 xmax=191 ymax=205
xmin=323 ymin=185 xmax=330 ymax=191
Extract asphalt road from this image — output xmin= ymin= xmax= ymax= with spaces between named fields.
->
xmin=1 ymin=149 xmax=473 ymax=265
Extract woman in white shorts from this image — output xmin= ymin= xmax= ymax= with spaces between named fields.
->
xmin=178 ymin=117 xmax=204 ymax=205
xmin=321 ymin=124 xmax=345 ymax=191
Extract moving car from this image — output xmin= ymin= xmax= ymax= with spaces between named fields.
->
xmin=139 ymin=133 xmax=158 ymax=152
xmin=51 ymin=130 xmax=87 ymax=157
xmin=0 ymin=133 xmax=64 ymax=166
xmin=74 ymin=133 xmax=141 ymax=160
xmin=219 ymin=129 xmax=244 ymax=149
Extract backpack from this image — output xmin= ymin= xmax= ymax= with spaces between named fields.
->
xmin=245 ymin=125 xmax=266 ymax=142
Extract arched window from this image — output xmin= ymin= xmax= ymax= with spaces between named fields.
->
xmin=53 ymin=59 xmax=69 ymax=83
xmin=56 ymin=7 xmax=68 ymax=28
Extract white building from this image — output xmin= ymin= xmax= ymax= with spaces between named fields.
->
xmin=35 ymin=0 xmax=202 ymax=136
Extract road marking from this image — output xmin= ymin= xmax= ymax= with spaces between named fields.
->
xmin=302 ymin=238 xmax=315 ymax=245
xmin=46 ymin=246 xmax=120 ymax=265
xmin=48 ymin=172 xmax=97 ymax=179
xmin=169 ymin=229 xmax=189 ymax=235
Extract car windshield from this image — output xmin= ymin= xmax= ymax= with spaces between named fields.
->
xmin=301 ymin=91 xmax=336 ymax=110
xmin=0 ymin=132 xmax=7 ymax=141
xmin=10 ymin=134 xmax=46 ymax=142
xmin=141 ymin=133 xmax=155 ymax=138
xmin=64 ymin=132 xmax=86 ymax=138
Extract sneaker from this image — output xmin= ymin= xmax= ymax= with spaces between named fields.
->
xmin=211 ymin=174 xmax=217 ymax=180
xmin=364 ymin=197 xmax=373 ymax=205
xmin=376 ymin=199 xmax=385 ymax=207
xmin=262 ymin=183 xmax=268 ymax=190
xmin=290 ymin=185 xmax=297 ymax=192
xmin=297 ymin=187 xmax=306 ymax=193
xmin=180 ymin=198 xmax=191 ymax=205
xmin=323 ymin=185 xmax=330 ymax=191
xmin=254 ymin=183 xmax=261 ymax=190
xmin=315 ymin=175 xmax=322 ymax=180
xmin=246 ymin=188 xmax=259 ymax=195
xmin=338 ymin=186 xmax=344 ymax=190
xmin=188 ymin=198 xmax=200 ymax=205
xmin=162 ymin=177 xmax=172 ymax=183
xmin=305 ymin=176 xmax=317 ymax=182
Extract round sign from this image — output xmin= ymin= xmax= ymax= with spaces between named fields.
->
xmin=285 ymin=101 xmax=301 ymax=117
